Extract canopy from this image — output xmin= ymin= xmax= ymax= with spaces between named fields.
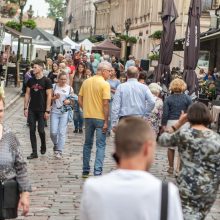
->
xmin=22 ymin=27 xmax=65 ymax=48
xmin=2 ymin=32 xmax=12 ymax=46
xmin=63 ymin=36 xmax=79 ymax=49
xmin=92 ymin=39 xmax=120 ymax=57
xmin=80 ymin=39 xmax=94 ymax=51
xmin=153 ymin=0 xmax=178 ymax=87
xmin=183 ymin=0 xmax=201 ymax=95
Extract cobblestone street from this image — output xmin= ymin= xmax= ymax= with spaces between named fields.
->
xmin=5 ymin=98 xmax=220 ymax=220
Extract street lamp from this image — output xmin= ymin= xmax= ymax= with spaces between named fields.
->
xmin=17 ymin=0 xmax=27 ymax=61
xmin=215 ymin=5 xmax=220 ymax=29
xmin=27 ymin=5 xmax=34 ymax=19
xmin=125 ymin=18 xmax=132 ymax=35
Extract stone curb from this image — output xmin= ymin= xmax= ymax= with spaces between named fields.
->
xmin=5 ymin=92 xmax=22 ymax=111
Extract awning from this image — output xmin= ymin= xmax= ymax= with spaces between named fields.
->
xmin=4 ymin=25 xmax=32 ymax=44
xmin=200 ymin=29 xmax=220 ymax=42
xmin=174 ymin=28 xmax=220 ymax=50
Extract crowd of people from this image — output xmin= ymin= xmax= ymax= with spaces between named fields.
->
xmin=0 ymin=49 xmax=220 ymax=220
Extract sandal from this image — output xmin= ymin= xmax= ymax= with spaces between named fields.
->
xmin=167 ymin=167 xmax=174 ymax=174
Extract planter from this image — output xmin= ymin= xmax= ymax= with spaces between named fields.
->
xmin=151 ymin=60 xmax=158 ymax=67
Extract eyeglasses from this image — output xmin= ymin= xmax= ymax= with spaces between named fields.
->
xmin=103 ymin=69 xmax=111 ymax=73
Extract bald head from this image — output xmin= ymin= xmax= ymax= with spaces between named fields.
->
xmin=127 ymin=66 xmax=139 ymax=79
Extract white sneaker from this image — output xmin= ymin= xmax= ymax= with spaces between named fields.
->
xmin=55 ymin=152 xmax=62 ymax=159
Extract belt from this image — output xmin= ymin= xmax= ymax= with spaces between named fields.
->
xmin=119 ymin=115 xmax=144 ymax=121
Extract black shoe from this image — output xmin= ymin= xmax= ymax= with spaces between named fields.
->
xmin=79 ymin=129 xmax=83 ymax=133
xmin=40 ymin=146 xmax=46 ymax=155
xmin=74 ymin=129 xmax=78 ymax=133
xmin=27 ymin=153 xmax=38 ymax=160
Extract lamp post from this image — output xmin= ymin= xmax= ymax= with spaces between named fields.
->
xmin=16 ymin=0 xmax=27 ymax=62
xmin=125 ymin=18 xmax=132 ymax=36
xmin=124 ymin=18 xmax=132 ymax=61
xmin=215 ymin=5 xmax=220 ymax=29
xmin=27 ymin=5 xmax=34 ymax=19
xmin=16 ymin=0 xmax=27 ymax=88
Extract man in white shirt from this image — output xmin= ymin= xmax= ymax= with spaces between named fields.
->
xmin=80 ymin=117 xmax=184 ymax=220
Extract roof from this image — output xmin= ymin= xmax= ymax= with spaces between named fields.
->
xmin=22 ymin=27 xmax=65 ymax=47
xmin=63 ymin=36 xmax=79 ymax=49
xmin=174 ymin=28 xmax=220 ymax=51
xmin=4 ymin=25 xmax=32 ymax=40
xmin=92 ymin=39 xmax=120 ymax=51
xmin=200 ymin=28 xmax=220 ymax=42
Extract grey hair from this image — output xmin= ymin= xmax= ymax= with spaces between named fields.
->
xmin=97 ymin=61 xmax=112 ymax=71
xmin=103 ymin=54 xmax=110 ymax=62
xmin=148 ymin=83 xmax=162 ymax=95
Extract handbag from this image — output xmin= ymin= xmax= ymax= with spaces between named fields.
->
xmin=160 ymin=182 xmax=168 ymax=220
xmin=0 ymin=179 xmax=20 ymax=219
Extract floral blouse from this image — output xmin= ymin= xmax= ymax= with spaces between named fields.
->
xmin=0 ymin=126 xmax=31 ymax=192
xmin=148 ymin=97 xmax=163 ymax=134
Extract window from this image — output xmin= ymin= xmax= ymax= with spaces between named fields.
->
xmin=202 ymin=0 xmax=213 ymax=11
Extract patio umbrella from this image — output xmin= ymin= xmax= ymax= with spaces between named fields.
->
xmin=154 ymin=0 xmax=178 ymax=87
xmin=183 ymin=0 xmax=201 ymax=95
xmin=54 ymin=18 xmax=63 ymax=39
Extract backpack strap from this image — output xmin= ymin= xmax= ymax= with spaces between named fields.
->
xmin=160 ymin=182 xmax=168 ymax=220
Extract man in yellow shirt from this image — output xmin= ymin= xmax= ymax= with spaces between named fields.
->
xmin=79 ymin=61 xmax=111 ymax=177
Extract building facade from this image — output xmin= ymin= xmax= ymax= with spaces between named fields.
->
xmin=64 ymin=0 xmax=96 ymax=41
xmin=95 ymin=0 xmax=220 ymax=68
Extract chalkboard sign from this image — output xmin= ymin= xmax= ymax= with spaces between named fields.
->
xmin=140 ymin=59 xmax=150 ymax=71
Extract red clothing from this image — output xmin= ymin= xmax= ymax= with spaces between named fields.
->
xmin=68 ymin=65 xmax=76 ymax=75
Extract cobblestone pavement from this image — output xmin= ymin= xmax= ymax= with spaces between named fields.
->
xmin=5 ymin=98 xmax=220 ymax=220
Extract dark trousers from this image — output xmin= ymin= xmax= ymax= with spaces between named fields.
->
xmin=28 ymin=110 xmax=46 ymax=154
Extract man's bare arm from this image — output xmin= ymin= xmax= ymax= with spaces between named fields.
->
xmin=46 ymin=89 xmax=52 ymax=111
xmin=78 ymin=95 xmax=83 ymax=109
xmin=102 ymin=99 xmax=110 ymax=133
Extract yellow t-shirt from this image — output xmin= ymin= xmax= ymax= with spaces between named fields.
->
xmin=79 ymin=75 xmax=111 ymax=120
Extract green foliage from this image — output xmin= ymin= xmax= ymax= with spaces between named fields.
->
xmin=23 ymin=19 xmax=36 ymax=29
xmin=120 ymin=35 xmax=137 ymax=44
xmin=45 ymin=0 xmax=65 ymax=19
xmin=148 ymin=52 xmax=160 ymax=61
xmin=6 ymin=21 xmax=22 ymax=31
xmin=88 ymin=36 xmax=98 ymax=43
xmin=8 ymin=7 xmax=17 ymax=17
xmin=6 ymin=19 xmax=37 ymax=32
xmin=149 ymin=30 xmax=162 ymax=39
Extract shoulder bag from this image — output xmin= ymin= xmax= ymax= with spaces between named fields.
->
xmin=0 ymin=178 xmax=19 ymax=219
xmin=160 ymin=182 xmax=168 ymax=220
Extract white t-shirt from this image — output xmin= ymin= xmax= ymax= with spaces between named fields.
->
xmin=52 ymin=84 xmax=73 ymax=113
xmin=80 ymin=169 xmax=183 ymax=220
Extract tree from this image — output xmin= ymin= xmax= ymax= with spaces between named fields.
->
xmin=45 ymin=0 xmax=65 ymax=19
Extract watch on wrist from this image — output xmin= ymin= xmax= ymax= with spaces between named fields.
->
xmin=46 ymin=111 xmax=50 ymax=114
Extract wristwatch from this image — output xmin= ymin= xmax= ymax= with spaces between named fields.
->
xmin=45 ymin=111 xmax=50 ymax=114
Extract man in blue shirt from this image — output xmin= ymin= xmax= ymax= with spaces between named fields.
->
xmin=125 ymin=55 xmax=135 ymax=71
xmin=111 ymin=66 xmax=155 ymax=129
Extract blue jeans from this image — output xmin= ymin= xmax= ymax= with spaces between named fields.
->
xmin=83 ymin=118 xmax=106 ymax=175
xmin=73 ymin=101 xmax=83 ymax=129
xmin=50 ymin=112 xmax=69 ymax=152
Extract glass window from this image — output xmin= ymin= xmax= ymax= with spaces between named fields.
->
xmin=202 ymin=0 xmax=213 ymax=11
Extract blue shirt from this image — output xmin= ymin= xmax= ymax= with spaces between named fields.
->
xmin=107 ymin=79 xmax=120 ymax=99
xmin=125 ymin=60 xmax=135 ymax=71
xmin=111 ymin=78 xmax=155 ymax=126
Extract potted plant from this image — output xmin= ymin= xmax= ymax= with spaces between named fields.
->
xmin=148 ymin=52 xmax=159 ymax=67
